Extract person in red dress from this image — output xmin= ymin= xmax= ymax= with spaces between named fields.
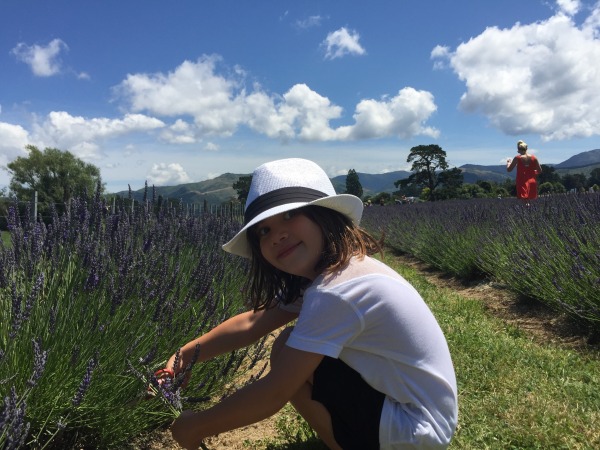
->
xmin=507 ymin=140 xmax=543 ymax=204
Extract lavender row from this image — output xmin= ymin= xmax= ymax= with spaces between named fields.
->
xmin=0 ymin=190 xmax=263 ymax=449
xmin=361 ymin=194 xmax=600 ymax=327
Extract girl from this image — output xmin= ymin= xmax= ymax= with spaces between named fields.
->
xmin=507 ymin=140 xmax=543 ymax=203
xmin=166 ymin=158 xmax=458 ymax=449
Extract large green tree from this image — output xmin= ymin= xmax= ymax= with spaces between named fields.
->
xmin=345 ymin=169 xmax=363 ymax=198
xmin=435 ymin=167 xmax=465 ymax=200
xmin=6 ymin=145 xmax=104 ymax=206
xmin=395 ymin=144 xmax=451 ymax=201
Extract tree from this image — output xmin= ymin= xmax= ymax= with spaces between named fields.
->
xmin=233 ymin=175 xmax=252 ymax=204
xmin=537 ymin=165 xmax=561 ymax=185
xmin=561 ymin=173 xmax=587 ymax=192
xmin=345 ymin=169 xmax=363 ymax=198
xmin=587 ymin=168 xmax=600 ymax=188
xmin=457 ymin=183 xmax=486 ymax=199
xmin=436 ymin=167 xmax=464 ymax=199
xmin=395 ymin=144 xmax=450 ymax=201
xmin=538 ymin=182 xmax=555 ymax=195
xmin=370 ymin=192 xmax=391 ymax=205
xmin=7 ymin=145 xmax=103 ymax=208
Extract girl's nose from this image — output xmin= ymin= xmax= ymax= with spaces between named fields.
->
xmin=272 ymin=228 xmax=288 ymax=245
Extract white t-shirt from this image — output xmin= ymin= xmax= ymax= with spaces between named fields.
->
xmin=282 ymin=256 xmax=458 ymax=449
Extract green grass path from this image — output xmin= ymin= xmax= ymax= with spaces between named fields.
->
xmin=385 ymin=256 xmax=599 ymax=450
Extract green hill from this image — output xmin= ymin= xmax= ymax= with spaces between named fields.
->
xmin=113 ymin=173 xmax=244 ymax=205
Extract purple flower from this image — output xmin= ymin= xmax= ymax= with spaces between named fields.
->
xmin=72 ymin=356 xmax=98 ymax=407
xmin=1 ymin=386 xmax=31 ymax=450
xmin=27 ymin=339 xmax=48 ymax=388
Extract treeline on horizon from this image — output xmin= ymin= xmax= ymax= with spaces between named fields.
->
xmin=2 ymin=145 xmax=600 ymax=225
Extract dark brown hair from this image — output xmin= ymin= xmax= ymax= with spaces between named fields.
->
xmin=245 ymin=205 xmax=382 ymax=311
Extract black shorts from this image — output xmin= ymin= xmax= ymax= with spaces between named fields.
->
xmin=312 ymin=356 xmax=385 ymax=450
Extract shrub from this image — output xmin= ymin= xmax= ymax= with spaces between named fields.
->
xmin=361 ymin=194 xmax=600 ymax=327
xmin=0 ymin=193 xmax=263 ymax=449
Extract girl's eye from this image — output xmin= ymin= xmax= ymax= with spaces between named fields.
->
xmin=256 ymin=226 xmax=270 ymax=237
xmin=283 ymin=210 xmax=296 ymax=220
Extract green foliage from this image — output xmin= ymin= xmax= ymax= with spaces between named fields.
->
xmin=589 ymin=168 xmax=600 ymax=187
xmin=344 ymin=169 xmax=363 ymax=198
xmin=538 ymin=164 xmax=562 ymax=184
xmin=369 ymin=192 xmax=392 ymax=205
xmin=562 ymin=173 xmax=588 ymax=191
xmin=396 ymin=144 xmax=457 ymax=201
xmin=361 ymin=194 xmax=600 ymax=327
xmin=233 ymin=175 xmax=252 ymax=204
xmin=0 ymin=195 xmax=264 ymax=449
xmin=539 ymin=181 xmax=566 ymax=195
xmin=6 ymin=145 xmax=104 ymax=209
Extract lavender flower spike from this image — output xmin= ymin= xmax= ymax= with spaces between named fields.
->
xmin=72 ymin=356 xmax=98 ymax=407
xmin=27 ymin=339 xmax=48 ymax=388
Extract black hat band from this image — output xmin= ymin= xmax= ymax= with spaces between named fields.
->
xmin=244 ymin=187 xmax=328 ymax=225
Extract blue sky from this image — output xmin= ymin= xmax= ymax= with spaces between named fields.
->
xmin=1 ymin=0 xmax=599 ymax=193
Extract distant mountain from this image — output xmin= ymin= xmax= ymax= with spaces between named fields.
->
xmin=554 ymin=149 xmax=600 ymax=169
xmin=458 ymin=164 xmax=515 ymax=184
xmin=112 ymin=149 xmax=600 ymax=205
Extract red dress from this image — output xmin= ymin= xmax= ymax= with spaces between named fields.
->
xmin=515 ymin=154 xmax=539 ymax=199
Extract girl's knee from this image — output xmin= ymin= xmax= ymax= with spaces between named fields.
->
xmin=270 ymin=327 xmax=294 ymax=365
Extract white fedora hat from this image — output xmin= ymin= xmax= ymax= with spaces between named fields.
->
xmin=222 ymin=158 xmax=364 ymax=258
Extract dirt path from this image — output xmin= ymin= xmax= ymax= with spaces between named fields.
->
xmin=135 ymin=254 xmax=598 ymax=449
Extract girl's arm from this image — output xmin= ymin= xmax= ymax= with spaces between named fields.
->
xmin=167 ymin=306 xmax=298 ymax=376
xmin=170 ymin=346 xmax=324 ymax=449
xmin=534 ymin=158 xmax=543 ymax=175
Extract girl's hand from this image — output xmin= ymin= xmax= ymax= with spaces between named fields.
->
xmin=166 ymin=352 xmax=192 ymax=388
xmin=171 ymin=410 xmax=204 ymax=449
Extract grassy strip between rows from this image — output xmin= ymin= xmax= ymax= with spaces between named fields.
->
xmin=241 ymin=254 xmax=600 ymax=450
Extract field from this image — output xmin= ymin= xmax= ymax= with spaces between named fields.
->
xmin=1 ymin=193 xmax=599 ymax=449
xmin=361 ymin=193 xmax=600 ymax=331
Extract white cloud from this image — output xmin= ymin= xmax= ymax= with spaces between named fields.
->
xmin=432 ymin=4 xmax=600 ymax=141
xmin=246 ymin=84 xmax=438 ymax=142
xmin=583 ymin=3 xmax=600 ymax=36
xmin=117 ymin=55 xmax=245 ymax=136
xmin=431 ymin=45 xmax=451 ymax=70
xmin=280 ymin=84 xmax=344 ymax=141
xmin=31 ymin=111 xmax=165 ymax=160
xmin=116 ymin=58 xmax=436 ymax=144
xmin=295 ymin=15 xmax=323 ymax=29
xmin=160 ymin=119 xmax=197 ymax=144
xmin=556 ymin=0 xmax=580 ymax=16
xmin=322 ymin=27 xmax=366 ymax=59
xmin=204 ymin=142 xmax=219 ymax=152
xmin=147 ymin=163 xmax=191 ymax=186
xmin=337 ymin=88 xmax=439 ymax=140
xmin=0 ymin=122 xmax=30 ymax=162
xmin=11 ymin=39 xmax=68 ymax=77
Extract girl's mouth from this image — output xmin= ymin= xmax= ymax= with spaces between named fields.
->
xmin=278 ymin=242 xmax=300 ymax=259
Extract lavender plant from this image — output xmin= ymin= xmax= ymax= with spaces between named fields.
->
xmin=0 ymin=190 xmax=267 ymax=449
xmin=362 ymin=193 xmax=600 ymax=327
xmin=477 ymin=194 xmax=600 ymax=323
